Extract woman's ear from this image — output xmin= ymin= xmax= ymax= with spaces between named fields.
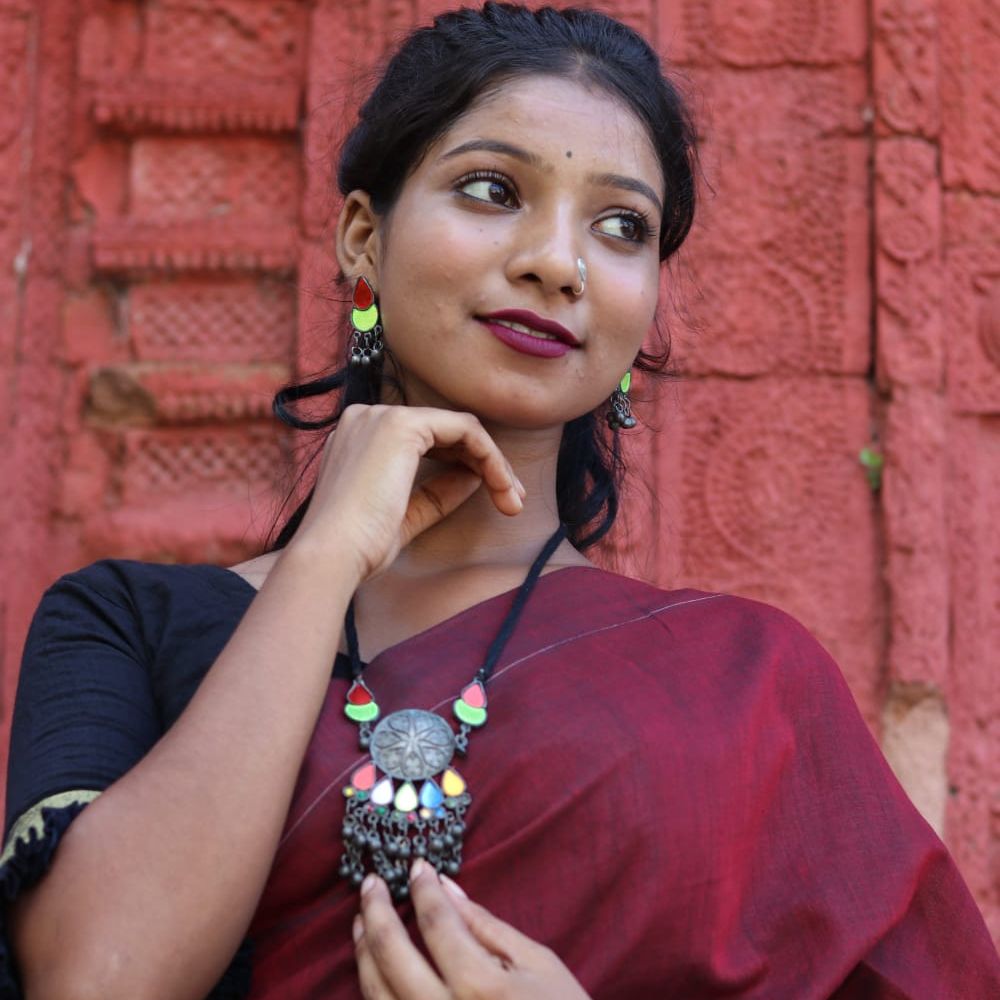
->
xmin=336 ymin=190 xmax=381 ymax=283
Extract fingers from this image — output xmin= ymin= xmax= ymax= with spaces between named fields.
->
xmin=294 ymin=403 xmax=526 ymax=581
xmin=401 ymin=468 xmax=485 ymax=546
xmin=356 ymin=875 xmax=448 ymax=1000
xmin=354 ymin=913 xmax=400 ymax=1000
xmin=408 ymin=860 xmax=508 ymax=991
xmin=410 ymin=408 xmax=523 ymax=517
xmin=438 ymin=877 xmax=533 ymax=967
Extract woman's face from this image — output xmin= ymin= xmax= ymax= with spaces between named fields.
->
xmin=346 ymin=74 xmax=665 ymax=429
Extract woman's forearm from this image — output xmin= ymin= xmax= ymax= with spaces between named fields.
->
xmin=10 ymin=539 xmax=362 ymax=1000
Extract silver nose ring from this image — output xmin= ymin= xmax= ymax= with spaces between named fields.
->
xmin=572 ymin=257 xmax=587 ymax=297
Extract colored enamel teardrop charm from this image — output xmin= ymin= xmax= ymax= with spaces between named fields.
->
xmin=350 ymin=762 xmax=376 ymax=792
xmin=453 ymin=681 xmax=488 ymax=727
xmin=353 ymin=277 xmax=374 ymax=311
xmin=419 ymin=779 xmax=444 ymax=809
xmin=371 ymin=777 xmax=394 ymax=806
xmin=461 ymin=681 xmax=487 ymax=708
xmin=620 ymin=371 xmax=631 ymax=394
xmin=394 ymin=781 xmax=418 ymax=813
xmin=344 ymin=680 xmax=380 ymax=723
xmin=441 ymin=767 xmax=466 ymax=797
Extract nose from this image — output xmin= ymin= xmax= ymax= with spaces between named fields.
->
xmin=505 ymin=202 xmax=581 ymax=298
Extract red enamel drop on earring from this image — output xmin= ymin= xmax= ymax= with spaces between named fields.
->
xmin=353 ymin=277 xmax=374 ymax=311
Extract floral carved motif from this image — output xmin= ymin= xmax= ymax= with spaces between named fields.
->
xmin=677 ymin=67 xmax=869 ymax=377
xmin=945 ymin=196 xmax=1000 ymax=413
xmin=939 ymin=0 xmax=1000 ymax=193
xmin=660 ymin=376 xmax=881 ymax=724
xmin=668 ymin=0 xmax=865 ymax=66
xmin=874 ymin=138 xmax=942 ymax=389
xmin=874 ymin=0 xmax=939 ymax=136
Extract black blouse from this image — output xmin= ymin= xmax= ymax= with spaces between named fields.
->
xmin=0 ymin=559 xmax=354 ymax=999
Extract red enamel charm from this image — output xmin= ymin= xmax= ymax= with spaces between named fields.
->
xmin=346 ymin=680 xmax=374 ymax=706
xmin=460 ymin=681 xmax=487 ymax=709
xmin=351 ymin=762 xmax=376 ymax=791
xmin=353 ymin=276 xmax=374 ymax=310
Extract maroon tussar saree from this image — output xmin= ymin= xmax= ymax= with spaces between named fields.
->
xmin=245 ymin=566 xmax=1000 ymax=998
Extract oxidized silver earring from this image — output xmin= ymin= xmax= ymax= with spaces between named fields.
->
xmin=606 ymin=371 xmax=637 ymax=430
xmin=571 ymin=257 xmax=587 ymax=297
xmin=349 ymin=277 xmax=384 ymax=367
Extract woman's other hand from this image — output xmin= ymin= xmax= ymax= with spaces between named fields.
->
xmin=354 ymin=861 xmax=591 ymax=1000
xmin=290 ymin=404 xmax=525 ymax=582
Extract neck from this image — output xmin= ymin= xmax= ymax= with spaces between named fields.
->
xmin=391 ymin=419 xmax=572 ymax=576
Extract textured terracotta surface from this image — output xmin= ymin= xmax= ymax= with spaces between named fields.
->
xmin=0 ymin=0 xmax=996 ymax=942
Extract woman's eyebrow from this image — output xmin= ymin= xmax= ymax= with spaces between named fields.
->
xmin=588 ymin=172 xmax=663 ymax=216
xmin=439 ymin=138 xmax=549 ymax=170
xmin=439 ymin=138 xmax=663 ymax=214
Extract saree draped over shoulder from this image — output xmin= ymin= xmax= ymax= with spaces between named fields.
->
xmin=2 ymin=559 xmax=998 ymax=999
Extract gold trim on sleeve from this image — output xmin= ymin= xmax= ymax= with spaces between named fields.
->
xmin=0 ymin=790 xmax=101 ymax=868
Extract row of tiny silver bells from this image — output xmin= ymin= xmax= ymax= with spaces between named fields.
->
xmin=606 ymin=371 xmax=637 ymax=430
xmin=348 ymin=275 xmax=636 ymax=430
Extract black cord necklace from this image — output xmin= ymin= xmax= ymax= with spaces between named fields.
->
xmin=337 ymin=523 xmax=568 ymax=900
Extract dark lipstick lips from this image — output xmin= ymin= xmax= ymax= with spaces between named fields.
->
xmin=479 ymin=309 xmax=581 ymax=347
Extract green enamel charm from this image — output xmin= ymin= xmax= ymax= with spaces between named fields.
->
xmin=344 ymin=701 xmax=379 ymax=723
xmin=619 ymin=371 xmax=631 ymax=394
xmin=453 ymin=699 xmax=487 ymax=727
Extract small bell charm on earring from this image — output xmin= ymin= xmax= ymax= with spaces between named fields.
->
xmin=349 ymin=277 xmax=384 ymax=367
xmin=606 ymin=371 xmax=637 ymax=430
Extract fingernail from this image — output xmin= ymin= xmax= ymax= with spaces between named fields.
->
xmin=410 ymin=858 xmax=427 ymax=882
xmin=352 ymin=914 xmax=364 ymax=943
xmin=440 ymin=874 xmax=468 ymax=899
xmin=361 ymin=873 xmax=379 ymax=896
xmin=515 ymin=476 xmax=526 ymax=497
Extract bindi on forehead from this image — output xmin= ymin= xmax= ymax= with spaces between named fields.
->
xmin=566 ymin=150 xmax=572 ymax=158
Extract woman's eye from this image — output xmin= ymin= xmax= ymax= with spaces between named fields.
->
xmin=457 ymin=174 xmax=518 ymax=208
xmin=594 ymin=213 xmax=649 ymax=243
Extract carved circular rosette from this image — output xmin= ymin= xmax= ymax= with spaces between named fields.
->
xmin=369 ymin=709 xmax=457 ymax=781
xmin=695 ymin=254 xmax=813 ymax=376
xmin=704 ymin=423 xmax=820 ymax=566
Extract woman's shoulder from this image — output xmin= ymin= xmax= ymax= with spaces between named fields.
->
xmin=590 ymin=566 xmax=812 ymax=638
xmin=30 ymin=557 xmax=258 ymax=654
xmin=45 ymin=556 xmax=256 ymax=607
xmin=589 ymin=568 xmax=840 ymax=685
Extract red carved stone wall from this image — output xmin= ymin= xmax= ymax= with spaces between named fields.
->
xmin=1 ymin=0 xmax=996 ymax=941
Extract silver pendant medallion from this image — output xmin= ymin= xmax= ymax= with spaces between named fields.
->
xmin=339 ymin=709 xmax=471 ymax=901
xmin=370 ymin=709 xmax=456 ymax=779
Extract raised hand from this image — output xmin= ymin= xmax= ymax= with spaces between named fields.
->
xmin=288 ymin=404 xmax=525 ymax=582
xmin=354 ymin=861 xmax=591 ymax=1000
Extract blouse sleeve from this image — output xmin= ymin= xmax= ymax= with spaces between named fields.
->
xmin=0 ymin=564 xmax=252 ymax=999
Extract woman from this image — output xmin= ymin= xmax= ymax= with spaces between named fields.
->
xmin=1 ymin=4 xmax=997 ymax=998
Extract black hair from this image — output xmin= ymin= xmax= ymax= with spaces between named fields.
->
xmin=271 ymin=2 xmax=697 ymax=551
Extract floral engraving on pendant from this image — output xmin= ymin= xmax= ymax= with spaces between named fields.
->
xmin=370 ymin=709 xmax=456 ymax=780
